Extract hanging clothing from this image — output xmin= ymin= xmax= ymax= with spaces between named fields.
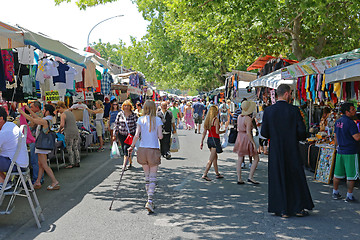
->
xmin=84 ymin=62 xmax=98 ymax=88
xmin=0 ymin=52 xmax=6 ymax=91
xmin=17 ymin=46 xmax=36 ymax=65
xmin=1 ymin=50 xmax=15 ymax=84
xmin=53 ymin=62 xmax=70 ymax=85
xmin=68 ymin=63 xmax=83 ymax=82
xmin=101 ymin=72 xmax=113 ymax=96
xmin=65 ymin=66 xmax=77 ymax=90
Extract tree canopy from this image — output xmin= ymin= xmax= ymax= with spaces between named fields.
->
xmin=57 ymin=0 xmax=360 ymax=91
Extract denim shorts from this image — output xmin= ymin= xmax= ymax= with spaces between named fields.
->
xmin=207 ymin=137 xmax=223 ymax=153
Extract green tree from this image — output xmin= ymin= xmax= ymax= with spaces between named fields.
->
xmin=57 ymin=0 xmax=360 ymax=88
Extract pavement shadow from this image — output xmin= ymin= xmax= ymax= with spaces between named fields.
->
xmin=1 ymin=150 xmax=124 ymax=240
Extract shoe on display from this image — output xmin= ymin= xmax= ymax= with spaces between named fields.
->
xmin=345 ymin=196 xmax=357 ymax=203
xmin=332 ymin=192 xmax=342 ymax=200
xmin=145 ymin=201 xmax=155 ymax=213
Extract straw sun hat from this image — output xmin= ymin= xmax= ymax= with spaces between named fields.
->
xmin=241 ymin=101 xmax=256 ymax=116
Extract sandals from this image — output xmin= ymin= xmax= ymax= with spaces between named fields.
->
xmin=65 ymin=164 xmax=74 ymax=169
xmin=216 ymin=174 xmax=224 ymax=179
xmin=296 ymin=210 xmax=309 ymax=217
xmin=47 ymin=183 xmax=60 ymax=190
xmin=201 ymin=175 xmax=211 ymax=181
xmin=33 ymin=184 xmax=42 ymax=189
xmin=247 ymin=178 xmax=260 ymax=184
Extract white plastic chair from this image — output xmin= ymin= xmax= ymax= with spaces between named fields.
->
xmin=0 ymin=125 xmax=44 ymax=228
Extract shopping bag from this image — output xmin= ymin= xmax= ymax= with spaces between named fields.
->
xmin=110 ymin=142 xmax=121 ymax=159
xmin=221 ymin=128 xmax=229 ymax=148
xmin=228 ymin=127 xmax=238 ymax=144
xmin=170 ymin=133 xmax=180 ymax=152
xmin=178 ymin=120 xmax=184 ymax=130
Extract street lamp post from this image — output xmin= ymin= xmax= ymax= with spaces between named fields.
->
xmin=87 ymin=15 xmax=124 ymax=47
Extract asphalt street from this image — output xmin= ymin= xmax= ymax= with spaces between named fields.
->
xmin=1 ymin=128 xmax=360 ymax=240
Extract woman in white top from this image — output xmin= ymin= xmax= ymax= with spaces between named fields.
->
xmin=128 ymin=100 xmax=163 ymax=213
xmin=18 ymin=104 xmax=60 ymax=190
xmin=87 ymin=100 xmax=104 ymax=152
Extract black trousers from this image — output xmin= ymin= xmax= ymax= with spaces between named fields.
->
xmin=160 ymin=133 xmax=171 ymax=156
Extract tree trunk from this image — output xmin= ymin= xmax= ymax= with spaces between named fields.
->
xmin=291 ymin=16 xmax=303 ymax=61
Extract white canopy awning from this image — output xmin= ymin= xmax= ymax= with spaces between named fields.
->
xmin=249 ymin=69 xmax=296 ymax=89
xmin=0 ymin=21 xmax=24 ymax=49
xmin=19 ymin=26 xmax=92 ymax=68
xmin=324 ymin=58 xmax=360 ymax=84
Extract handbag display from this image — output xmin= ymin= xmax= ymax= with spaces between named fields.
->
xmin=35 ymin=120 xmax=56 ymax=150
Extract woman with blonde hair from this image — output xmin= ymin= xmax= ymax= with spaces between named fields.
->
xmin=113 ymin=99 xmax=138 ymax=169
xmin=233 ymin=101 xmax=260 ymax=184
xmin=87 ymin=100 xmax=105 ymax=152
xmin=200 ymin=105 xmax=226 ymax=181
xmin=128 ymin=100 xmax=163 ymax=213
xmin=57 ymin=101 xmax=80 ymax=168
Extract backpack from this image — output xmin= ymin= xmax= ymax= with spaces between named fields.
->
xmin=221 ymin=104 xmax=228 ymax=113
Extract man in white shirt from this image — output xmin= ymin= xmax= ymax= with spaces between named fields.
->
xmin=0 ymin=107 xmax=29 ymax=190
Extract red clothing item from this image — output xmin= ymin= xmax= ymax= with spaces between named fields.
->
xmin=354 ymin=81 xmax=359 ymax=100
xmin=208 ymin=125 xmax=220 ymax=139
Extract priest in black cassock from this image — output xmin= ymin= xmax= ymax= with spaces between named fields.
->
xmin=261 ymin=84 xmax=314 ymax=218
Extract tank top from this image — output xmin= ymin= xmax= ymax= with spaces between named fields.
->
xmin=64 ymin=111 xmax=79 ymax=138
xmin=208 ymin=118 xmax=220 ymax=139
xmin=96 ymin=111 xmax=104 ymax=120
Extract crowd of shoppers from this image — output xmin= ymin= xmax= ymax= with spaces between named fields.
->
xmin=2 ymin=87 xmax=359 ymax=219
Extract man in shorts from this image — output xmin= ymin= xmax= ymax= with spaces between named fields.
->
xmin=219 ymin=99 xmax=231 ymax=129
xmin=333 ymin=102 xmax=360 ymax=202
xmin=192 ymin=99 xmax=206 ymax=134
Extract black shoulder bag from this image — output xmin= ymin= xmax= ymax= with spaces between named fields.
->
xmin=35 ymin=120 xmax=56 ymax=150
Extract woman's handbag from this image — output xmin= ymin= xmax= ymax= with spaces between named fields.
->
xmin=123 ymin=113 xmax=134 ymax=146
xmin=124 ymin=134 xmax=134 ymax=145
xmin=35 ymin=120 xmax=56 ymax=150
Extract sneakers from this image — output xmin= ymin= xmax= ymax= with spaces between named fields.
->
xmin=195 ymin=129 xmax=197 ymax=134
xmin=249 ymin=163 xmax=252 ymax=168
xmin=165 ymin=153 xmax=171 ymax=160
xmin=241 ymin=162 xmax=245 ymax=169
xmin=97 ymin=147 xmax=105 ymax=152
xmin=345 ymin=196 xmax=357 ymax=203
xmin=0 ymin=182 xmax=13 ymax=191
xmin=145 ymin=201 xmax=155 ymax=213
xmin=332 ymin=192 xmax=342 ymax=200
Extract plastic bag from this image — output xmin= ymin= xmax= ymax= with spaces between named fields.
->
xmin=170 ymin=133 xmax=180 ymax=152
xmin=178 ymin=120 xmax=184 ymax=130
xmin=221 ymin=128 xmax=229 ymax=148
xmin=110 ymin=142 xmax=120 ymax=159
